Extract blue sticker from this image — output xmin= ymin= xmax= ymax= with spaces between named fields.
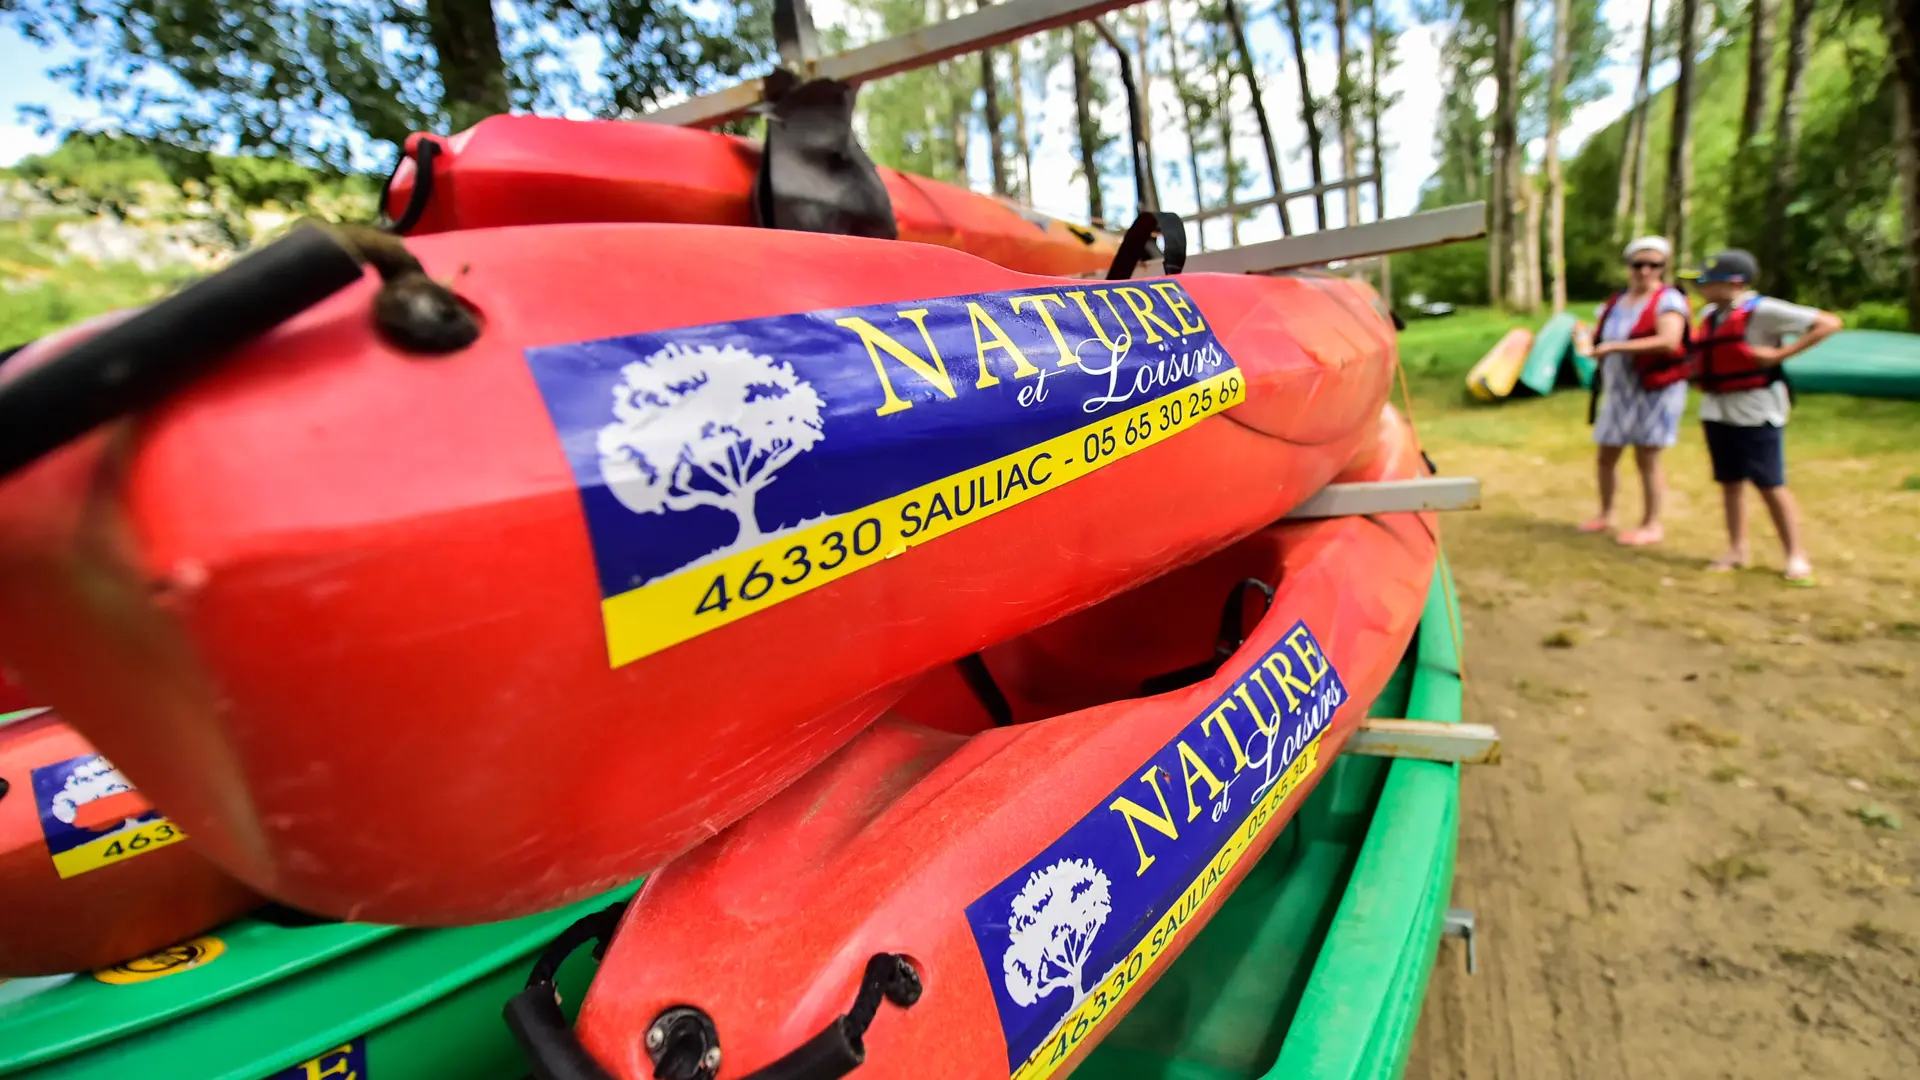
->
xmin=267 ymin=1039 xmax=367 ymax=1080
xmin=965 ymin=622 xmax=1348 ymax=1080
xmin=523 ymin=280 xmax=1244 ymax=667
xmin=30 ymin=754 xmax=184 ymax=879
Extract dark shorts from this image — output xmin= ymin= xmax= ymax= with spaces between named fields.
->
xmin=1703 ymin=420 xmax=1786 ymax=488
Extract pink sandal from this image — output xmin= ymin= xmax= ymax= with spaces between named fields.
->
xmin=1577 ymin=518 xmax=1613 ymax=534
xmin=1616 ymin=526 xmax=1664 ymax=547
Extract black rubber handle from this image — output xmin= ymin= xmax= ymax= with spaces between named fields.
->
xmin=1106 ymin=211 xmax=1188 ymax=280
xmin=505 ymin=986 xmax=620 ymax=1080
xmin=0 ymin=223 xmax=366 ymax=480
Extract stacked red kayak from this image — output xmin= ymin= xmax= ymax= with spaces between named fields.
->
xmin=383 ymin=116 xmax=1123 ymax=277
xmin=0 ymin=223 xmax=1399 ymax=925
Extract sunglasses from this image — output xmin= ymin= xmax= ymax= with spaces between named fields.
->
xmin=1629 ymin=260 xmax=1666 ymax=271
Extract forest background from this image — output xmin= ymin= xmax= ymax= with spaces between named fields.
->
xmin=0 ymin=0 xmax=1915 ymax=338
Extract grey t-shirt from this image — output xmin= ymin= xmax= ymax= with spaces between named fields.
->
xmin=1697 ymin=293 xmax=1822 ymax=427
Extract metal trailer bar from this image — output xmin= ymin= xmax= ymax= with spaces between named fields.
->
xmin=1183 ymin=202 xmax=1487 ymax=275
xmin=1185 ymin=174 xmax=1380 ymax=226
xmin=1279 ymin=477 xmax=1481 ymax=520
xmin=1348 ymin=719 xmax=1503 ymax=766
xmin=643 ymin=0 xmax=1152 ymax=129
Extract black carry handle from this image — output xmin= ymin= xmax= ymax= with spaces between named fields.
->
xmin=504 ymin=901 xmax=628 ymax=1080
xmin=381 ymin=137 xmax=443 ymax=235
xmin=1106 ymin=211 xmax=1187 ymax=280
xmin=507 ymin=909 xmax=921 ymax=1080
xmin=0 ymin=222 xmax=477 ymax=482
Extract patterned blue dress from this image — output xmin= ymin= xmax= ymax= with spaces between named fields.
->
xmin=1591 ymin=290 xmax=1691 ymax=448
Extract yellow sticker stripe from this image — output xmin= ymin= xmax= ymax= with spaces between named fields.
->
xmin=52 ymin=818 xmax=187 ymax=879
xmin=601 ymin=367 xmax=1245 ymax=667
xmin=1012 ymin=733 xmax=1327 ymax=1080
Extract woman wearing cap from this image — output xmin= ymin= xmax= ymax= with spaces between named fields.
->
xmin=1579 ymin=236 xmax=1692 ymax=545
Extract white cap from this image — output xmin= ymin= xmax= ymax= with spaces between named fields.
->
xmin=1623 ymin=236 xmax=1671 ymax=261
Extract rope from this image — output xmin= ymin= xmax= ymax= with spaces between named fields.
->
xmin=1390 ymin=349 xmax=1470 ymax=699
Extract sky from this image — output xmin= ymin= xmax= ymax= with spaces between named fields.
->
xmin=0 ymin=0 xmax=1665 ymax=237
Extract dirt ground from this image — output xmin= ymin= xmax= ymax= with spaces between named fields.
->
xmin=1392 ymin=365 xmax=1920 ymax=1079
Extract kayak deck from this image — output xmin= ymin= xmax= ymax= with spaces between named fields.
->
xmin=1084 ymin=559 xmax=1462 ymax=1079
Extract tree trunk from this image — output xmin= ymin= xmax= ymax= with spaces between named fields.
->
xmin=1217 ymin=57 xmax=1243 ymax=246
xmin=1367 ymin=0 xmax=1390 ymax=297
xmin=1615 ymin=0 xmax=1656 ymax=241
xmin=1335 ymin=0 xmax=1360 ymax=226
xmin=1225 ymin=0 xmax=1292 ymax=234
xmin=1491 ymin=0 xmax=1518 ymax=307
xmin=1761 ymin=0 xmax=1813 ymax=296
xmin=977 ymin=3 xmax=1008 ymax=197
xmin=1010 ymin=43 xmax=1034 ymax=201
xmin=1163 ymin=2 xmax=1208 ymax=221
xmin=1741 ymin=0 xmax=1772 ymax=150
xmin=1890 ymin=0 xmax=1920 ymax=328
xmin=1546 ymin=0 xmax=1572 ymax=312
xmin=1071 ymin=28 xmax=1105 ymax=226
xmin=424 ymin=0 xmax=510 ymax=130
xmin=1524 ymin=174 xmax=1544 ymax=310
xmin=1281 ymin=0 xmax=1329 ymax=229
xmin=1134 ymin=8 xmax=1159 ymax=205
xmin=1665 ymin=0 xmax=1699 ymax=265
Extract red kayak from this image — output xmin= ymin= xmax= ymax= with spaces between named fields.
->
xmin=1 ymin=709 xmax=257 ymax=976
xmin=558 ymin=405 xmax=1437 ymax=1080
xmin=383 ymin=116 xmax=1122 ymax=276
xmin=0 ymin=223 xmax=1395 ymax=924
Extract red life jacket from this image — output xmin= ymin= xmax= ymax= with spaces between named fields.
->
xmin=1692 ymin=297 xmax=1785 ymax=394
xmin=1596 ymin=286 xmax=1691 ymax=390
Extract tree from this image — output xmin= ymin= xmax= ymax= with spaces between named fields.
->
xmin=1223 ymin=0 xmax=1293 ymax=234
xmin=1280 ymin=0 xmax=1331 ymax=229
xmin=1665 ymin=0 xmax=1701 ymax=264
xmin=1071 ymin=27 xmax=1107 ymax=224
xmin=1163 ymin=2 xmax=1211 ymax=217
xmin=1890 ymin=0 xmax=1920 ymax=327
xmin=1132 ymin=9 xmax=1161 ymax=209
xmin=1010 ymin=42 xmax=1036 ymax=200
xmin=1002 ymin=858 xmax=1113 ymax=1007
xmin=1740 ymin=0 xmax=1773 ymax=149
xmin=1335 ymin=0 xmax=1361 ymax=226
xmin=597 ymin=343 xmax=826 ymax=550
xmin=1615 ymin=0 xmax=1659 ymax=241
xmin=977 ymin=2 xmax=1010 ymax=197
xmin=1491 ymin=0 xmax=1520 ymax=307
xmin=1365 ymin=0 xmax=1400 ymax=297
xmin=4 ymin=0 xmax=773 ymax=170
xmin=1545 ymin=0 xmax=1575 ymax=311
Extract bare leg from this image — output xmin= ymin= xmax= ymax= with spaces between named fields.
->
xmin=1709 ymin=482 xmax=1750 ymax=570
xmin=1583 ymin=445 xmax=1625 ymax=531
xmin=1618 ymin=446 xmax=1667 ymax=544
xmin=1757 ymin=485 xmax=1811 ymax=579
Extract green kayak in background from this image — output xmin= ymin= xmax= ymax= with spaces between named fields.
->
xmin=1515 ymin=313 xmax=1590 ymax=396
xmin=1785 ymin=330 xmax=1920 ymax=400
xmin=1083 ymin=558 xmax=1465 ymax=1080
xmin=0 ymin=882 xmax=640 ymax=1079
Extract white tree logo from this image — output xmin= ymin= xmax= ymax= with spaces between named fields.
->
xmin=1002 ymin=857 xmax=1113 ymax=1007
xmin=51 ymin=757 xmax=133 ymax=825
xmin=595 ymin=342 xmax=827 ymax=546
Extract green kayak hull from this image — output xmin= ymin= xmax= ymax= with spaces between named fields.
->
xmin=1515 ymin=313 xmax=1587 ymax=396
xmin=0 ymin=883 xmax=641 ymax=1079
xmin=1083 ymin=557 xmax=1462 ymax=1080
xmin=1784 ymin=330 xmax=1920 ymax=399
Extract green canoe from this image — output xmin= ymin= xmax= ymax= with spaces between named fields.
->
xmin=0 ymin=882 xmax=640 ymax=1079
xmin=1085 ymin=557 xmax=1463 ymax=1080
xmin=1515 ymin=313 xmax=1588 ymax=396
xmin=1784 ymin=330 xmax=1920 ymax=400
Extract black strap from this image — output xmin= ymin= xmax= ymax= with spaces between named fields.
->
xmin=1139 ymin=577 xmax=1275 ymax=696
xmin=382 ymin=137 xmax=442 ymax=236
xmin=752 ymin=74 xmax=897 ymax=240
xmin=504 ymin=902 xmax=630 ymax=1080
xmin=956 ymin=653 xmax=1014 ymax=727
xmin=507 ymin=932 xmax=920 ymax=1080
xmin=1107 ymin=211 xmax=1187 ymax=280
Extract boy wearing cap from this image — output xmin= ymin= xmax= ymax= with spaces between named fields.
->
xmin=1690 ymin=249 xmax=1842 ymax=583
